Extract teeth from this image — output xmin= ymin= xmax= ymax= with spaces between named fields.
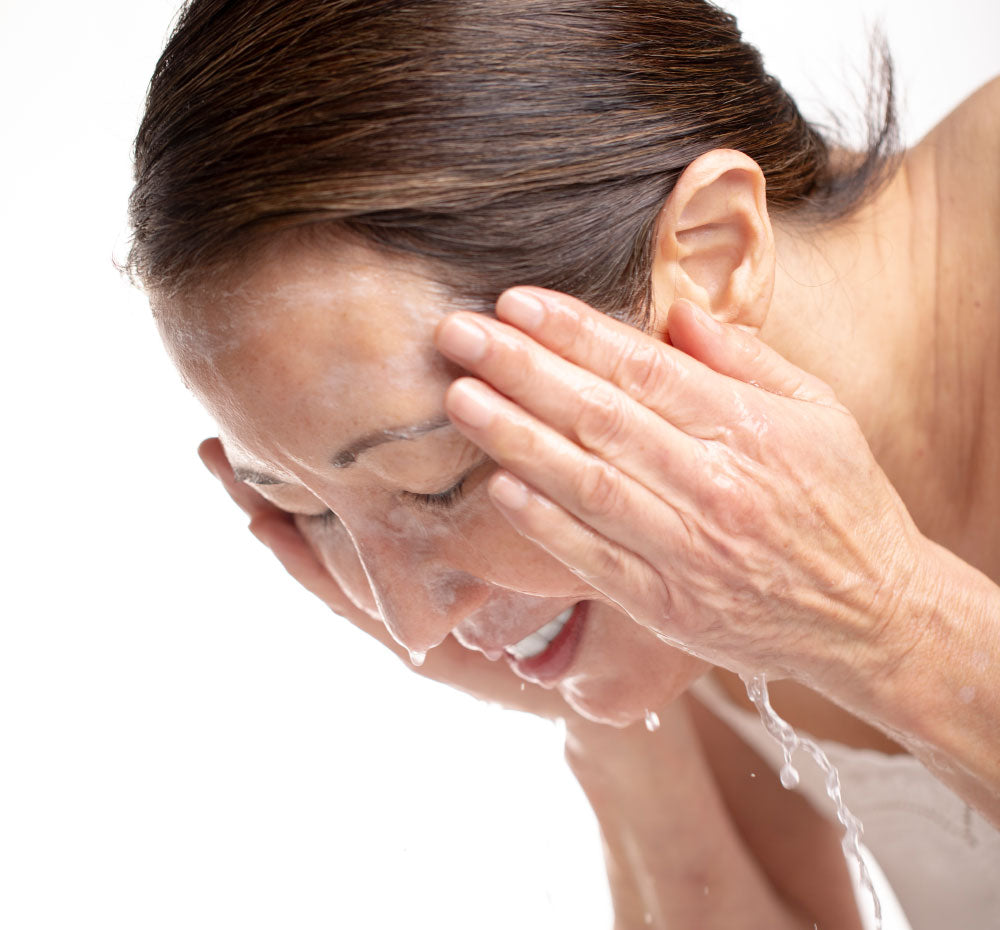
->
xmin=505 ymin=606 xmax=575 ymax=661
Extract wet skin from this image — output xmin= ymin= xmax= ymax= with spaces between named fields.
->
xmin=163 ymin=121 xmax=1000 ymax=822
xmin=159 ymin=233 xmax=706 ymax=728
xmin=157 ymin=85 xmax=1000 ymax=924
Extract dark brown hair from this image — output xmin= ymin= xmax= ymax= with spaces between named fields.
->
xmin=127 ymin=0 xmax=899 ymax=322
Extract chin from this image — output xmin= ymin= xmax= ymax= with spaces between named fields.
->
xmin=558 ymin=662 xmax=706 ymax=728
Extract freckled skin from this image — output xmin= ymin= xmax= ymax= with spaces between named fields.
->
xmin=158 ymin=233 xmax=706 ymax=726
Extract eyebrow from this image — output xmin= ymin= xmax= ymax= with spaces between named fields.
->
xmin=232 ymin=416 xmax=453 ymax=485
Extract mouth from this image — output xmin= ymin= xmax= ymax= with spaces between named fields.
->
xmin=503 ymin=601 xmax=588 ymax=687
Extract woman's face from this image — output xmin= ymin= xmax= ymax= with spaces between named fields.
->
xmin=159 ymin=235 xmax=705 ymax=726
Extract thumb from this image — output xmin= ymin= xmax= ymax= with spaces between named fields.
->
xmin=667 ymin=299 xmax=837 ymax=405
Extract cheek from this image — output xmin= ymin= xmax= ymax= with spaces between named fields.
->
xmin=355 ymin=490 xmax=589 ymax=600
xmin=295 ymin=516 xmax=379 ymax=617
xmin=446 ymin=504 xmax=593 ymax=598
xmin=302 ymin=491 xmax=591 ymax=611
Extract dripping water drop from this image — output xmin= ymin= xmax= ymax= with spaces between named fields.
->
xmin=408 ymin=649 xmax=426 ymax=668
xmin=644 ymin=709 xmax=661 ymax=732
xmin=780 ymin=762 xmax=800 ymax=789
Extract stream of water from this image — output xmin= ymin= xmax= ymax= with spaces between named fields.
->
xmin=741 ymin=672 xmax=883 ymax=930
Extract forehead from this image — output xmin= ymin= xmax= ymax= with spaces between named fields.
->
xmin=160 ymin=236 xmax=468 ymax=476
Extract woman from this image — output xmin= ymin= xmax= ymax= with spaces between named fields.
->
xmin=128 ymin=0 xmax=1000 ymax=926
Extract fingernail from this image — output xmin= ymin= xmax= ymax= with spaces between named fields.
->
xmin=438 ymin=315 xmax=489 ymax=363
xmin=499 ymin=289 xmax=545 ymax=331
xmin=490 ymin=472 xmax=529 ymax=510
xmin=447 ymin=379 xmax=496 ymax=429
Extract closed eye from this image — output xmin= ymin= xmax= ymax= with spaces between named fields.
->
xmin=403 ymin=475 xmax=469 ymax=510
xmin=405 ymin=456 xmax=491 ymax=510
xmin=311 ymin=458 xmax=487 ymax=523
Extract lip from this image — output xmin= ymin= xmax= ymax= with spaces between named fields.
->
xmin=504 ymin=601 xmax=588 ymax=687
xmin=454 ymin=601 xmax=579 ymax=659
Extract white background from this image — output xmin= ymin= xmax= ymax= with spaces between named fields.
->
xmin=1 ymin=2 xmax=996 ymax=928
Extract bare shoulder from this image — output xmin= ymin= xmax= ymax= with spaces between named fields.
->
xmin=909 ymin=74 xmax=1000 ymax=299
xmin=917 ymin=74 xmax=1000 ymax=152
xmin=912 ymin=74 xmax=1000 ymax=215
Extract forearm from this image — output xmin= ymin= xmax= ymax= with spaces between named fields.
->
xmin=822 ymin=535 xmax=1000 ymax=825
xmin=563 ymin=710 xmax=808 ymax=930
xmin=589 ymin=811 xmax=806 ymax=930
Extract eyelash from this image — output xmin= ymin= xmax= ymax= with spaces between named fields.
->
xmin=404 ymin=475 xmax=469 ymax=510
xmin=311 ymin=469 xmax=475 ymax=524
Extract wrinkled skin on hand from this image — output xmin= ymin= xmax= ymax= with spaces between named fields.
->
xmin=199 ymin=437 xmax=576 ymax=721
xmin=435 ymin=289 xmax=926 ymax=685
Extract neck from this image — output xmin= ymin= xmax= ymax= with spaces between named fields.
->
xmin=759 ymin=157 xmax=984 ymax=553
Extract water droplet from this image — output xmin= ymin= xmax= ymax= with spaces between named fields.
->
xmin=519 ymin=683 xmax=526 ymax=691
xmin=741 ymin=672 xmax=882 ymax=929
xmin=408 ymin=649 xmax=426 ymax=667
xmin=750 ymin=771 xmax=757 ymax=779
xmin=644 ymin=709 xmax=660 ymax=732
xmin=780 ymin=762 xmax=800 ymax=789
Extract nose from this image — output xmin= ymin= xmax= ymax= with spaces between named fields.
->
xmin=350 ymin=528 xmax=492 ymax=655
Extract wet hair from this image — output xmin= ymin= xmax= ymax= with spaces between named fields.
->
xmin=126 ymin=0 xmax=900 ymax=323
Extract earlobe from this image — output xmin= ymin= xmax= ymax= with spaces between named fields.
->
xmin=650 ymin=149 xmax=775 ymax=335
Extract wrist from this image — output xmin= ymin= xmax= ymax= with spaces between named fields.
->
xmin=788 ymin=517 xmax=929 ymax=698
xmin=814 ymin=534 xmax=1000 ymax=817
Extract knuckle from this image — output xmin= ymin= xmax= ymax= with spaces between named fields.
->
xmin=699 ymin=450 xmax=754 ymax=536
xmin=574 ymin=456 xmax=625 ymax=519
xmin=611 ymin=340 xmax=669 ymax=401
xmin=574 ymin=382 xmax=631 ymax=456
xmin=498 ymin=417 xmax=541 ymax=466
xmin=581 ymin=536 xmax=628 ymax=583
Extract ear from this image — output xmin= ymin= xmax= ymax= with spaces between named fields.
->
xmin=650 ymin=149 xmax=775 ymax=336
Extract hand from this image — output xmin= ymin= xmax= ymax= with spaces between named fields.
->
xmin=197 ymin=438 xmax=577 ymax=721
xmin=434 ymin=288 xmax=925 ymax=686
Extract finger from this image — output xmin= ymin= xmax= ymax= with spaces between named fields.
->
xmin=435 ymin=312 xmax=707 ymax=492
xmin=198 ymin=437 xmax=282 ymax=522
xmin=198 ymin=441 xmax=567 ymax=717
xmin=666 ymin=298 xmax=838 ymax=404
xmin=484 ymin=287 xmax=748 ymax=429
xmin=199 ymin=439 xmax=359 ymax=611
xmin=249 ymin=514 xmax=359 ymax=611
xmin=262 ymin=511 xmax=568 ymax=718
xmin=486 ymin=470 xmax=674 ymax=630
xmin=444 ymin=375 xmax=692 ymax=571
